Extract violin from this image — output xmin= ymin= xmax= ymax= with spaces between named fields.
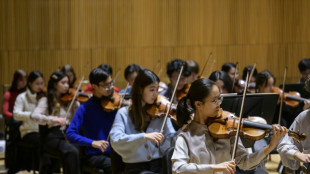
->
xmin=207 ymin=109 xmax=307 ymax=142
xmin=146 ymin=95 xmax=177 ymax=122
xmin=176 ymin=84 xmax=190 ymax=101
xmin=237 ymin=80 xmax=256 ymax=93
xmin=36 ymin=88 xmax=47 ymax=100
xmin=60 ymin=88 xmax=90 ymax=103
xmin=101 ymin=90 xmax=131 ymax=112
xmin=273 ymin=87 xmax=308 ymax=108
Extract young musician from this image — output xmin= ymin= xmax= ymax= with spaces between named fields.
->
xmin=2 ymin=69 xmax=27 ymax=120
xmin=13 ymin=71 xmax=44 ymax=170
xmin=172 ymin=78 xmax=286 ymax=174
xmin=61 ymin=64 xmax=77 ymax=88
xmin=298 ymin=58 xmax=310 ymax=84
xmin=222 ymin=62 xmax=239 ymax=82
xmin=66 ymin=68 xmax=117 ymax=174
xmin=277 ymin=109 xmax=310 ymax=171
xmin=119 ymin=64 xmax=141 ymax=96
xmin=187 ymin=60 xmax=200 ymax=84
xmin=209 ymin=70 xmax=234 ymax=93
xmin=160 ymin=59 xmax=191 ymax=104
xmin=109 ymin=69 xmax=176 ymax=174
xmin=84 ymin=64 xmax=119 ymax=93
xmin=2 ymin=69 xmax=27 ymax=173
xmin=32 ymin=71 xmax=80 ymax=174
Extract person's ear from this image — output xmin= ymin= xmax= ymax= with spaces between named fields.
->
xmin=194 ymin=101 xmax=202 ymax=109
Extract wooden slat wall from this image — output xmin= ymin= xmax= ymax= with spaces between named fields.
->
xmin=1 ymin=0 xmax=310 ymax=91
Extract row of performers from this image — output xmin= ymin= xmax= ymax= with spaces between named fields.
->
xmin=2 ymin=58 xmax=310 ymax=173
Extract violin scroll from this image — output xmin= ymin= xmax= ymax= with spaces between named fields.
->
xmin=288 ymin=129 xmax=307 ymax=143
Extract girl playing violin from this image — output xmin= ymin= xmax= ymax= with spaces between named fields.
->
xmin=110 ymin=69 xmax=176 ymax=174
xmin=2 ymin=69 xmax=27 ymax=173
xmin=32 ymin=71 xmax=80 ymax=174
xmin=172 ymin=78 xmax=286 ymax=174
xmin=209 ymin=70 xmax=234 ymax=94
xmin=61 ymin=64 xmax=77 ymax=89
xmin=13 ymin=71 xmax=44 ymax=170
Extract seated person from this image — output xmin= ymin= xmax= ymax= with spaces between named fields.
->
xmin=298 ymin=58 xmax=310 ymax=84
xmin=84 ymin=64 xmax=119 ymax=93
xmin=119 ymin=64 xmax=141 ymax=96
xmin=13 ymin=71 xmax=45 ymax=171
xmin=209 ymin=70 xmax=234 ymax=93
xmin=110 ymin=69 xmax=175 ymax=174
xmin=160 ymin=59 xmax=191 ymax=104
xmin=66 ymin=68 xmax=117 ymax=174
xmin=186 ymin=60 xmax=200 ymax=84
xmin=172 ymin=78 xmax=286 ymax=174
xmin=61 ymin=64 xmax=77 ymax=88
xmin=277 ymin=109 xmax=310 ymax=171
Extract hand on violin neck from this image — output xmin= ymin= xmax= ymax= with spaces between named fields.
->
xmin=303 ymin=100 xmax=310 ymax=110
xmin=91 ymin=140 xmax=109 ymax=153
xmin=264 ymin=124 xmax=287 ymax=155
xmin=144 ymin=132 xmax=164 ymax=146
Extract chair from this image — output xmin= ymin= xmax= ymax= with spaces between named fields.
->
xmin=4 ymin=119 xmax=22 ymax=174
xmin=39 ymin=125 xmax=63 ymax=173
xmin=162 ymin=147 xmax=174 ymax=174
xmin=110 ymin=146 xmax=125 ymax=174
xmin=79 ymin=146 xmax=105 ymax=174
xmin=18 ymin=140 xmax=38 ymax=174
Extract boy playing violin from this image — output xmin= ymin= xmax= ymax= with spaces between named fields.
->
xmin=160 ymin=59 xmax=191 ymax=104
xmin=66 ymin=68 xmax=118 ymax=174
xmin=172 ymin=78 xmax=286 ymax=174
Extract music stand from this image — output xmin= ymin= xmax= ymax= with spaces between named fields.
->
xmin=279 ymin=83 xmax=310 ymax=99
xmin=221 ymin=93 xmax=279 ymax=147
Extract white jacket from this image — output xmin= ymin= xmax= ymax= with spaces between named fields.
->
xmin=13 ymin=89 xmax=39 ymax=138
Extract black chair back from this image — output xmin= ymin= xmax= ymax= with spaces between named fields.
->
xmin=162 ymin=147 xmax=174 ymax=174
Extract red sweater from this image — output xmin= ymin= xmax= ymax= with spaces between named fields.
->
xmin=2 ymin=91 xmax=22 ymax=119
xmin=83 ymin=84 xmax=119 ymax=93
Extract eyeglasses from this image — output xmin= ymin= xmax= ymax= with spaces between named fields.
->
xmin=99 ymin=82 xmax=114 ymax=90
xmin=210 ymin=96 xmax=223 ymax=105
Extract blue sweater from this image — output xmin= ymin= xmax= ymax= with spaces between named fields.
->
xmin=66 ymin=97 xmax=117 ymax=155
xmin=110 ymin=107 xmax=176 ymax=163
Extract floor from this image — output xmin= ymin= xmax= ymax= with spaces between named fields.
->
xmin=0 ymin=154 xmax=282 ymax=174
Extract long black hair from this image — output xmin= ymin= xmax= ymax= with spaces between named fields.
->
xmin=209 ymin=71 xmax=233 ymax=93
xmin=47 ymin=71 xmax=68 ymax=114
xmin=255 ymin=70 xmax=275 ymax=92
xmin=61 ymin=64 xmax=76 ymax=88
xmin=27 ymin=71 xmax=44 ymax=91
xmin=221 ymin=62 xmax=236 ymax=73
xmin=129 ymin=69 xmax=160 ymax=131
xmin=9 ymin=69 xmax=27 ymax=92
xmin=177 ymin=78 xmax=216 ymax=126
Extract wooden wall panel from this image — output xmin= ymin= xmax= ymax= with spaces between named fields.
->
xmin=1 ymin=0 xmax=310 ymax=92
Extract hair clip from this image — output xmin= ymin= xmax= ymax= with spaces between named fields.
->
xmin=52 ymin=74 xmax=58 ymax=80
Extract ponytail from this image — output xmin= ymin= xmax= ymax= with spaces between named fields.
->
xmin=177 ymin=96 xmax=194 ymax=126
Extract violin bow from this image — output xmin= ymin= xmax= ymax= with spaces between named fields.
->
xmin=153 ymin=60 xmax=160 ymax=72
xmin=118 ymin=82 xmax=129 ymax=108
xmin=231 ymin=63 xmax=255 ymax=161
xmin=248 ymin=63 xmax=256 ymax=84
xmin=199 ymin=52 xmax=212 ymax=78
xmin=62 ymin=75 xmax=85 ymax=127
xmin=113 ymin=68 xmax=121 ymax=85
xmin=278 ymin=66 xmax=288 ymax=125
xmin=231 ymin=62 xmax=239 ymax=92
xmin=207 ymin=59 xmax=216 ymax=78
xmin=160 ymin=63 xmax=185 ymax=133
